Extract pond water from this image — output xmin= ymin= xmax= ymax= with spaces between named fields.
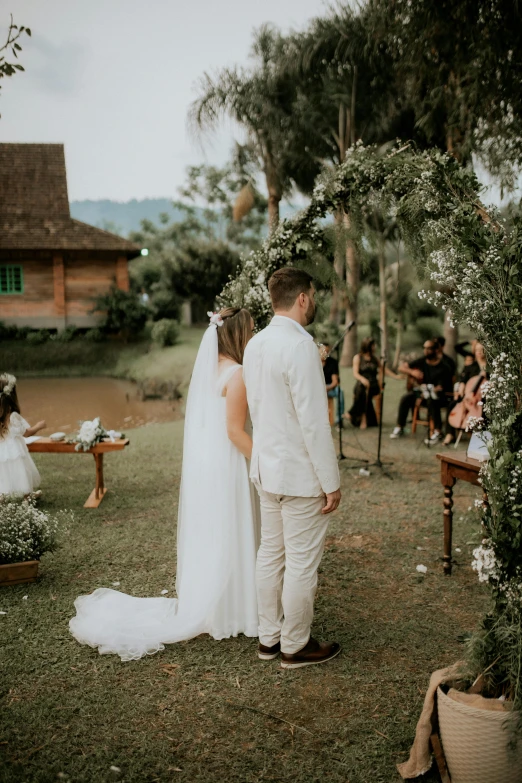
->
xmin=16 ymin=377 xmax=183 ymax=435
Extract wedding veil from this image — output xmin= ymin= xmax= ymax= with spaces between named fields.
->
xmin=70 ymin=323 xmax=244 ymax=659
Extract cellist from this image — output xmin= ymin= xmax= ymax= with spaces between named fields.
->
xmin=444 ymin=342 xmax=487 ymax=445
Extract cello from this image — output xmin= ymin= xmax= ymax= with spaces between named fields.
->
xmin=448 ymin=371 xmax=487 ymax=431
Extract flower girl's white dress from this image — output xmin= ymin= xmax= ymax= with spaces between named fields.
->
xmin=69 ymin=325 xmax=260 ymax=661
xmin=0 ymin=412 xmax=41 ymax=496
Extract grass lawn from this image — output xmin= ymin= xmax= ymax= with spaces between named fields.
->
xmin=0 ymin=372 xmax=488 ymax=782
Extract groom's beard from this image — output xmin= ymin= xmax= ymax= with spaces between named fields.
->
xmin=305 ymin=299 xmax=316 ymax=325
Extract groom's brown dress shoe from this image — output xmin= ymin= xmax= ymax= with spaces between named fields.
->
xmin=280 ymin=637 xmax=341 ymax=669
xmin=258 ymin=641 xmax=281 ymax=660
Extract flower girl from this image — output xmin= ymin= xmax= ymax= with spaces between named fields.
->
xmin=0 ymin=374 xmax=45 ymax=497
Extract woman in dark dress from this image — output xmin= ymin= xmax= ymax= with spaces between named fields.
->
xmin=344 ymin=338 xmax=400 ymax=428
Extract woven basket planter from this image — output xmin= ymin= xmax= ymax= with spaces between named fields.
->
xmin=437 ymin=686 xmax=522 ymax=783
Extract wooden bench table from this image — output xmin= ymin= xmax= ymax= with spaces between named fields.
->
xmin=28 ymin=438 xmax=130 ymax=508
xmin=436 ymin=452 xmax=482 ymax=575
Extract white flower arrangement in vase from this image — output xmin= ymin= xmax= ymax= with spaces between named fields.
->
xmin=69 ymin=418 xmax=124 ymax=451
xmin=71 ymin=417 xmax=107 ymax=452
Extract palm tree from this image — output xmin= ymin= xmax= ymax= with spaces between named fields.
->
xmin=283 ymin=7 xmax=411 ymax=365
xmin=370 ymin=0 xmax=522 ymax=357
xmin=189 ymin=25 xmax=318 ymax=234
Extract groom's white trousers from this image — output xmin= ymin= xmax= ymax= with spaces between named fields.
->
xmin=256 ymin=490 xmax=329 ymax=654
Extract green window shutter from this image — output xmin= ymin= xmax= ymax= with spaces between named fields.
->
xmin=0 ymin=265 xmax=24 ymax=294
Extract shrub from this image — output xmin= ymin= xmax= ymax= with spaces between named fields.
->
xmin=312 ymin=320 xmax=343 ymax=346
xmin=54 ymin=326 xmax=78 ymax=343
xmin=0 ymin=321 xmax=19 ymax=340
xmin=0 ymin=324 xmax=32 ymax=340
xmin=151 ymin=318 xmax=180 ymax=348
xmin=83 ymin=327 xmax=105 ymax=343
xmin=415 ymin=316 xmax=443 ymax=343
xmin=26 ymin=329 xmax=49 ymax=345
xmin=16 ymin=326 xmax=31 ymax=340
xmin=0 ymin=498 xmax=70 ymax=564
xmin=150 ymin=288 xmax=181 ymax=322
xmin=93 ymin=287 xmax=148 ymax=340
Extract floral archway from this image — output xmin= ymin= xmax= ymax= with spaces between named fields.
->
xmin=223 ymin=142 xmax=522 ymax=723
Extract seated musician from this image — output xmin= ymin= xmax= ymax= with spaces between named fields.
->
xmin=390 ymin=338 xmax=454 ymax=444
xmin=434 ymin=336 xmax=456 ymax=379
xmin=445 ymin=342 xmax=487 ymax=444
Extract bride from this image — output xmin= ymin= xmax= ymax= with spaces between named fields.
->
xmin=69 ymin=307 xmax=260 ymax=661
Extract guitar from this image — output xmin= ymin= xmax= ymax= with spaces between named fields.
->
xmin=448 ymin=372 xmax=486 ymax=431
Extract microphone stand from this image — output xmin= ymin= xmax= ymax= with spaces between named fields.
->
xmin=365 ymin=341 xmax=394 ymax=479
xmin=330 ymin=322 xmax=368 ymax=466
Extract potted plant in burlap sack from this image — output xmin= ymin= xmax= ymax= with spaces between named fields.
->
xmin=0 ymin=497 xmax=69 ymax=585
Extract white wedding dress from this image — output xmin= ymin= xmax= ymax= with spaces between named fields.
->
xmin=0 ymin=412 xmax=40 ymax=496
xmin=69 ymin=325 xmax=260 ymax=661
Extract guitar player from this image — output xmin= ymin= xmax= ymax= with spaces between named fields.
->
xmin=390 ymin=339 xmax=455 ymax=445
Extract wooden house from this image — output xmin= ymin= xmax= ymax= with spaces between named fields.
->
xmin=0 ymin=143 xmax=141 ymax=330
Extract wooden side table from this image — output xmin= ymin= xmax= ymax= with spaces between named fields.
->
xmin=436 ymin=452 xmax=482 ymax=575
xmin=28 ymin=438 xmax=130 ymax=508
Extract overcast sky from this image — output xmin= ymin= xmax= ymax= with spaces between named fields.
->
xmin=1 ymin=1 xmax=517 ymax=206
xmin=0 ymin=0 xmax=329 ymax=201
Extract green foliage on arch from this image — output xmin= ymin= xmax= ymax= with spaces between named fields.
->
xmin=224 ymin=142 xmax=522 ymax=723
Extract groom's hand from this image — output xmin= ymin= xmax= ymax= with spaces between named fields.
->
xmin=322 ymin=489 xmax=341 ymax=514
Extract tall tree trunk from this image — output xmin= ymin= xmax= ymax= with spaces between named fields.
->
xmin=339 ymin=67 xmax=359 ymax=366
xmin=443 ymin=97 xmax=465 ymax=354
xmin=393 ymin=311 xmax=403 ymax=370
xmin=443 ymin=310 xmax=458 ymax=361
xmin=329 ymin=208 xmax=344 ymax=323
xmin=264 ymin=152 xmax=281 ymax=236
xmin=340 ymin=210 xmax=359 ymax=367
xmin=378 ymin=238 xmax=388 ymax=361
xmin=267 ymin=192 xmax=280 ymax=235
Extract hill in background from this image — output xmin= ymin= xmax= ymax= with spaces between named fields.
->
xmin=70 ymin=198 xmax=300 ymax=238
xmin=70 ymin=199 xmax=186 ymax=237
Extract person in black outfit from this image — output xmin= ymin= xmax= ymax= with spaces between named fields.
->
xmin=455 ymin=339 xmax=477 ymax=360
xmin=322 ymin=345 xmax=340 ymax=391
xmin=321 ymin=343 xmax=343 ymax=425
xmin=434 ymin=336 xmax=456 ymax=379
xmin=345 ymin=338 xmax=401 ymax=428
xmin=390 ymin=339 xmax=454 ymax=443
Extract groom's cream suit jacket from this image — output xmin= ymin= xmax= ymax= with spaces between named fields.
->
xmin=243 ymin=315 xmax=340 ymax=498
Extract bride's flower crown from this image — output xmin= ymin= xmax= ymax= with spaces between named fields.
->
xmin=207 ymin=311 xmax=224 ymax=327
xmin=0 ymin=373 xmax=16 ymax=399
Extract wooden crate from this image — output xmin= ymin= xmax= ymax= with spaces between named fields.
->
xmin=0 ymin=560 xmax=39 ymax=586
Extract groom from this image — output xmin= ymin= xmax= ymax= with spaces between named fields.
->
xmin=243 ymin=267 xmax=341 ymax=668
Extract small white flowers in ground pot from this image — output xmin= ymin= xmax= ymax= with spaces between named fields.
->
xmin=0 ymin=497 xmax=71 ymax=565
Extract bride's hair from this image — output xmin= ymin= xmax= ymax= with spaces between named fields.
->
xmin=216 ymin=307 xmax=252 ymax=365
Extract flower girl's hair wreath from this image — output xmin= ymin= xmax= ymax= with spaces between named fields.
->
xmin=0 ymin=374 xmax=16 ymax=398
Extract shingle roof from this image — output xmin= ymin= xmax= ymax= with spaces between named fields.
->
xmin=0 ymin=143 xmax=141 ymax=256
